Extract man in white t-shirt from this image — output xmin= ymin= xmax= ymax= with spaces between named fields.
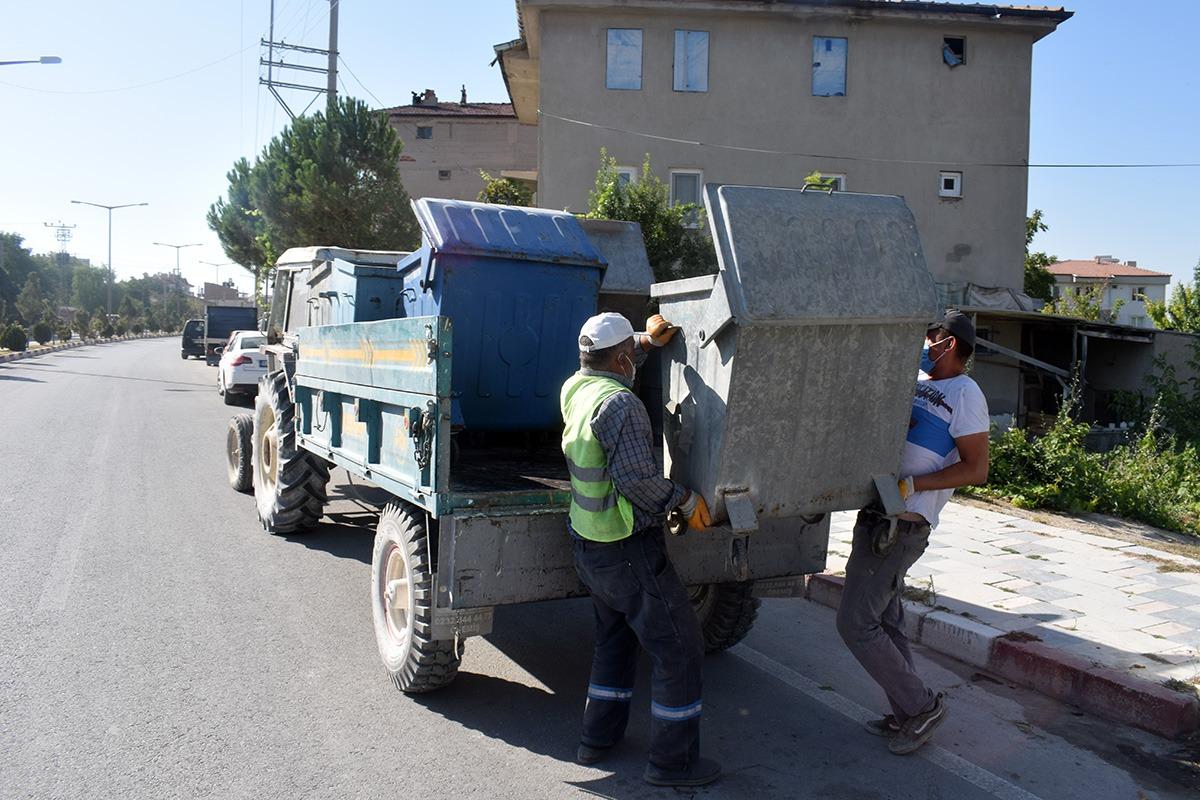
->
xmin=836 ymin=310 xmax=990 ymax=756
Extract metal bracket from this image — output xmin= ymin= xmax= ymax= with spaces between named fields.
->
xmin=696 ymin=272 xmax=736 ymax=349
xmin=873 ymin=474 xmax=906 ymax=518
xmin=723 ymin=490 xmax=757 ymax=582
xmin=425 ymin=323 xmax=438 ymax=363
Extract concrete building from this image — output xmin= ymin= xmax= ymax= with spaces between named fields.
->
xmin=385 ymin=89 xmax=537 ymax=203
xmin=495 ymin=0 xmax=1071 ymax=295
xmin=1047 ymin=257 xmax=1170 ymax=328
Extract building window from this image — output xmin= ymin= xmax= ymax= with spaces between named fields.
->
xmin=670 ymin=170 xmax=703 ymax=227
xmin=606 ymin=29 xmax=643 ymax=90
xmin=938 ymin=171 xmax=962 ymax=198
xmin=438 ymin=169 xmax=451 ymax=180
xmin=943 ymin=37 xmax=966 ymax=67
xmin=819 ymin=173 xmax=846 ymax=191
xmin=616 ymin=166 xmax=637 ymax=186
xmin=1134 ymin=286 xmax=1146 ymax=299
xmin=416 ymin=126 xmax=433 ymax=140
xmin=673 ymin=30 xmax=709 ymax=92
xmin=812 ymin=36 xmax=847 ymax=96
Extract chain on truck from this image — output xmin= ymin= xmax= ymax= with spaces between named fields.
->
xmin=221 ymin=185 xmax=940 ymax=693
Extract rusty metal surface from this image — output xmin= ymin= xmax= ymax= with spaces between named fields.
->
xmin=652 ymin=185 xmax=941 ymax=524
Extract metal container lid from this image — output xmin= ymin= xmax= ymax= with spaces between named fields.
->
xmin=701 ymin=184 xmax=939 ymax=325
xmin=413 ymin=198 xmax=607 ymax=268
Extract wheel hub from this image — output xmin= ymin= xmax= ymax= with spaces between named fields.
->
xmin=382 ymin=544 xmax=412 ymax=644
xmin=257 ymin=407 xmax=278 ymax=493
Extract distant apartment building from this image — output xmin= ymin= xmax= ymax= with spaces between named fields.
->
xmin=385 ymin=88 xmax=538 ymax=203
xmin=1047 ymin=257 xmax=1170 ymax=328
xmin=494 ymin=0 xmax=1071 ymax=295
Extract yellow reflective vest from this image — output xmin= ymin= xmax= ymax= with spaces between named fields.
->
xmin=560 ymin=373 xmax=636 ymax=542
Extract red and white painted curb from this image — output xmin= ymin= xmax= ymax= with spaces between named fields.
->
xmin=805 ymin=573 xmax=1200 ymax=740
xmin=0 ymin=333 xmax=175 ymax=363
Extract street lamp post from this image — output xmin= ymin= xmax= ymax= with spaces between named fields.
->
xmin=0 ymin=55 xmax=62 ymax=66
xmin=71 ymin=200 xmax=148 ymax=313
xmin=199 ymin=260 xmax=234 ymax=284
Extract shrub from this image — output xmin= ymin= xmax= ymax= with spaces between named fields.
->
xmin=131 ymin=322 xmax=144 ymax=334
xmin=1 ymin=324 xmax=29 ymax=352
xmin=477 ymin=171 xmax=533 ymax=207
xmin=31 ymin=320 xmax=53 ymax=344
xmin=99 ymin=322 xmax=115 ymax=338
xmin=57 ymin=327 xmax=73 ymax=342
xmin=115 ymin=321 xmax=128 ymax=336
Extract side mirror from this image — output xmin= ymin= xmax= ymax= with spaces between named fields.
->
xmin=214 ymin=346 xmax=225 ymax=355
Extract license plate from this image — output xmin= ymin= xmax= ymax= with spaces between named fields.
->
xmin=258 ymin=360 xmax=266 ymax=368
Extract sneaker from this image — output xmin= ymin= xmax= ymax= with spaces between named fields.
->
xmin=576 ymin=743 xmax=612 ymax=765
xmin=643 ymin=756 xmax=722 ymax=787
xmin=864 ymin=714 xmax=901 ymax=738
xmin=889 ymin=693 xmax=947 ymax=755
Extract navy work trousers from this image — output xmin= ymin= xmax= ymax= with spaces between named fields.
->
xmin=571 ymin=527 xmax=705 ymax=771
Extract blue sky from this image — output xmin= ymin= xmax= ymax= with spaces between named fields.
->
xmin=1 ymin=1 xmax=1196 ymax=294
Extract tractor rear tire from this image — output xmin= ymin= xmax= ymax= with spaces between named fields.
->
xmin=227 ymin=413 xmax=254 ymax=493
xmin=371 ymin=502 xmax=463 ymax=693
xmin=689 ymin=583 xmax=761 ymax=653
xmin=252 ymin=370 xmax=329 ymax=533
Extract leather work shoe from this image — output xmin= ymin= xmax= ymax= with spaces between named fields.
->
xmin=889 ymin=693 xmax=947 ymax=755
xmin=643 ymin=756 xmax=722 ymax=787
xmin=864 ymin=714 xmax=901 ymax=738
xmin=576 ymin=743 xmax=612 ymax=765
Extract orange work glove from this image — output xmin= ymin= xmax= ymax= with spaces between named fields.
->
xmin=898 ymin=476 xmax=916 ymax=501
xmin=668 ymin=490 xmax=711 ymax=535
xmin=645 ymin=314 xmax=679 ymax=347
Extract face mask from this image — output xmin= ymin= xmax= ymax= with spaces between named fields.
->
xmin=618 ymin=352 xmax=636 ymax=386
xmin=921 ymin=338 xmax=952 ymax=374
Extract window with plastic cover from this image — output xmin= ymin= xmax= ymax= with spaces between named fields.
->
xmin=943 ymin=37 xmax=965 ymax=67
xmin=268 ymin=272 xmax=291 ymax=336
xmin=673 ymin=30 xmax=709 ymax=92
xmin=285 ymin=272 xmax=310 ymax=331
xmin=812 ymin=36 xmax=847 ymax=96
xmin=606 ymin=29 xmax=643 ymax=90
xmin=670 ymin=170 xmax=702 ymax=228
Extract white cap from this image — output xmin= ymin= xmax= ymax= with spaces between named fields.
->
xmin=578 ymin=312 xmax=634 ymax=352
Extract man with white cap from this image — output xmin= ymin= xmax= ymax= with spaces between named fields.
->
xmin=560 ymin=311 xmax=720 ymax=788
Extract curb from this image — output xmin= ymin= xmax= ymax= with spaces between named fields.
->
xmin=805 ymin=573 xmax=1200 ymax=740
xmin=0 ymin=333 xmax=174 ymax=364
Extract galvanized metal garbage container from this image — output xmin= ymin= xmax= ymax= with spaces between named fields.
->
xmin=651 ymin=184 xmax=940 ymax=528
xmin=397 ymin=199 xmax=607 ymax=431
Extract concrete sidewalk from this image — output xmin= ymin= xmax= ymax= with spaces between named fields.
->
xmin=812 ymin=501 xmax=1200 ymax=739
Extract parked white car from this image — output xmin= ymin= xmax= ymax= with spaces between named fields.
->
xmin=216 ymin=330 xmax=268 ymax=405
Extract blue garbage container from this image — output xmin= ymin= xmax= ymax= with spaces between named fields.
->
xmin=398 ymin=199 xmax=607 ymax=431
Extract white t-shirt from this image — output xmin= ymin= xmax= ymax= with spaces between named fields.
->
xmin=900 ymin=372 xmax=989 ymax=528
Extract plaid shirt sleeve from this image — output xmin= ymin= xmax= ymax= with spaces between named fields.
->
xmin=591 ymin=391 xmax=687 ymax=523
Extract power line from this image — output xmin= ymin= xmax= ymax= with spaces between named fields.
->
xmin=337 ymin=54 xmax=384 ymax=107
xmin=540 ymin=110 xmax=1200 ymax=169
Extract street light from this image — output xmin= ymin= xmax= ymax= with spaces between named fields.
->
xmin=199 ymin=260 xmax=234 ymax=284
xmin=71 ymin=200 xmax=148 ymax=313
xmin=0 ymin=55 xmax=62 ymax=66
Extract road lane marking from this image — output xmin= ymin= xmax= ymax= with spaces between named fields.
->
xmin=730 ymin=643 xmax=1045 ymax=800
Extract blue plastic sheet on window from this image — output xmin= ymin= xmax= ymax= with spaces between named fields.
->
xmin=673 ymin=30 xmax=709 ymax=92
xmin=812 ymin=36 xmax=847 ymax=96
xmin=607 ymin=29 xmax=643 ymax=90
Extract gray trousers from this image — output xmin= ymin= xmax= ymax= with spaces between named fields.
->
xmin=836 ymin=509 xmax=934 ymax=722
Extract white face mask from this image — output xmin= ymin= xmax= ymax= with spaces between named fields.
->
xmin=618 ymin=351 xmax=636 ymax=385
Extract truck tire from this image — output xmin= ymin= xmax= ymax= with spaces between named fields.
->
xmin=252 ymin=370 xmax=329 ymax=533
xmin=180 ymin=351 xmax=188 ymax=360
xmin=371 ymin=502 xmax=463 ymax=693
xmin=226 ymin=413 xmax=253 ymax=493
xmin=689 ymin=583 xmax=761 ymax=653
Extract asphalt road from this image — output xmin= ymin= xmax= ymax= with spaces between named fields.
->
xmin=1 ymin=339 xmax=1196 ymax=800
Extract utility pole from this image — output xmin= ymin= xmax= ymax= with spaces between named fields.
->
xmin=260 ymin=0 xmax=339 ymax=120
xmin=43 ymin=221 xmax=76 ymax=265
xmin=70 ymin=200 xmax=148 ymax=314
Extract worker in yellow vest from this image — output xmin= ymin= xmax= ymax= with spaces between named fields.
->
xmin=560 ymin=311 xmax=719 ymax=788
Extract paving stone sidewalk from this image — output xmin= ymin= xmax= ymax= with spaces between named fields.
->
xmin=826 ymin=502 xmax=1200 ymax=687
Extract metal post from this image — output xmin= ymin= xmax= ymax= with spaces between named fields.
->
xmin=327 ymin=0 xmax=339 ymax=113
xmin=106 ymin=208 xmax=113 ymax=313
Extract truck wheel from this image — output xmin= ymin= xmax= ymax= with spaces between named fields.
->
xmin=226 ymin=413 xmax=253 ymax=493
xmin=180 ymin=351 xmax=188 ymax=360
xmin=689 ymin=583 xmax=761 ymax=653
xmin=371 ymin=502 xmax=462 ymax=693
xmin=253 ymin=370 xmax=329 ymax=533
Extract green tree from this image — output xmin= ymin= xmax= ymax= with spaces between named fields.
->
xmin=1146 ymin=260 xmax=1200 ymax=333
xmin=16 ymin=273 xmax=47 ymax=325
xmin=586 ymin=150 xmax=716 ymax=282
xmin=72 ymin=264 xmax=109 ymax=314
xmin=0 ymin=234 xmax=39 ymax=322
xmin=477 ymin=171 xmax=533 ymax=206
xmin=209 ymin=96 xmax=421 ymax=305
xmin=1044 ymin=281 xmax=1125 ymax=322
xmin=31 ymin=320 xmax=53 ymax=344
xmin=1024 ymin=209 xmax=1056 ymax=302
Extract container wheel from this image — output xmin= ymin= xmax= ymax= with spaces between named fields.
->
xmin=252 ymin=370 xmax=329 ymax=533
xmin=226 ymin=413 xmax=254 ymax=493
xmin=689 ymin=583 xmax=761 ymax=653
xmin=371 ymin=501 xmax=463 ymax=693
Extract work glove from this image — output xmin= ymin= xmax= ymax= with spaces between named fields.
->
xmin=667 ymin=490 xmax=711 ymax=536
xmin=645 ymin=314 xmax=679 ymax=347
xmin=898 ymin=476 xmax=916 ymax=501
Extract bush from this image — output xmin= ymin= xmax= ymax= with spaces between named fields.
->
xmin=131 ymin=322 xmax=144 ymax=334
xmin=115 ymin=321 xmax=128 ymax=336
xmin=99 ymin=322 xmax=115 ymax=338
xmin=31 ymin=320 xmax=53 ymax=344
xmin=477 ymin=171 xmax=533 ymax=206
xmin=57 ymin=327 xmax=72 ymax=342
xmin=1 ymin=324 xmax=29 ymax=352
